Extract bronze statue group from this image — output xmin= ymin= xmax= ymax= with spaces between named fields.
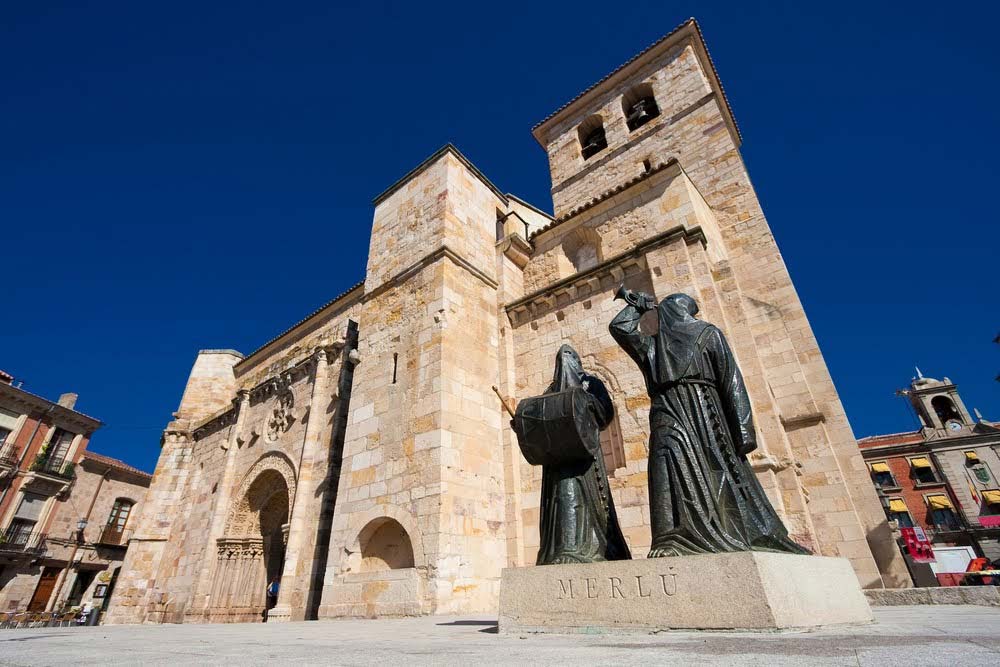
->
xmin=510 ymin=287 xmax=808 ymax=565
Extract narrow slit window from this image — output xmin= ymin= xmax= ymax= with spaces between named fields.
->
xmin=392 ymin=352 xmax=398 ymax=384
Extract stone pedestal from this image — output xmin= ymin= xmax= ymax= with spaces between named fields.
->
xmin=498 ymin=552 xmax=872 ymax=634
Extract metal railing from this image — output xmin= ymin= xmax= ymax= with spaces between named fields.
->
xmin=0 ymin=444 xmax=17 ymax=468
xmin=0 ymin=529 xmax=47 ymax=555
xmin=29 ymin=457 xmax=75 ymax=479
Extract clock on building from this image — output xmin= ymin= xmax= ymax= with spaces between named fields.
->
xmin=946 ymin=419 xmax=963 ymax=432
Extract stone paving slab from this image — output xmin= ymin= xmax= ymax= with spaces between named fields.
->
xmin=2 ymin=606 xmax=999 ymax=666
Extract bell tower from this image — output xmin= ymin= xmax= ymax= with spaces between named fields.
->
xmin=905 ymin=369 xmax=974 ymax=436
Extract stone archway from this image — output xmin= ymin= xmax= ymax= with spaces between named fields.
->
xmin=358 ymin=518 xmax=415 ymax=573
xmin=209 ymin=454 xmax=295 ymax=622
xmin=322 ymin=508 xmax=427 ymax=618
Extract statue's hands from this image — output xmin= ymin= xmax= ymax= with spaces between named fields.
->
xmin=615 ymin=283 xmax=656 ymax=313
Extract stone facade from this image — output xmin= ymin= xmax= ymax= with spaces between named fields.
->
xmin=858 ymin=372 xmax=1000 ymax=566
xmin=0 ymin=374 xmax=151 ymax=615
xmin=105 ymin=18 xmax=910 ymax=625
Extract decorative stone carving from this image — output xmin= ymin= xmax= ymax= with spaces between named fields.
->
xmin=225 ymin=453 xmax=297 ymax=538
xmin=266 ymin=383 xmax=295 ymax=443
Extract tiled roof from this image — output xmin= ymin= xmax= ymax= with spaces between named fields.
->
xmin=235 ymin=279 xmax=365 ymax=368
xmin=857 ymin=430 xmax=924 ymax=448
xmin=528 ymin=158 xmax=679 ymax=240
xmin=83 ymin=450 xmax=152 ymax=480
xmin=0 ymin=381 xmax=102 ymax=426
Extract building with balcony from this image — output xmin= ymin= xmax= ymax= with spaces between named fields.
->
xmin=0 ymin=371 xmax=152 ymax=614
xmin=858 ymin=371 xmax=1000 ymax=581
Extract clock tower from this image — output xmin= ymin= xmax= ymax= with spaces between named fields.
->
xmin=903 ymin=369 xmax=975 ymax=437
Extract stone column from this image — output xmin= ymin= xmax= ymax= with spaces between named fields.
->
xmin=268 ymin=340 xmax=342 ymax=622
xmin=189 ymin=389 xmax=251 ymax=617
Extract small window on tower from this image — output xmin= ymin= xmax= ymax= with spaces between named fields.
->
xmin=578 ymin=115 xmax=608 ymax=160
xmin=622 ymin=83 xmax=660 ymax=132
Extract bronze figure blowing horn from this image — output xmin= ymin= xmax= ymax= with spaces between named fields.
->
xmin=614 ymin=282 xmax=655 ymax=311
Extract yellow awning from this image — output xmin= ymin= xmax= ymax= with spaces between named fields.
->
xmin=965 ymin=451 xmax=980 ymax=462
xmin=871 ymin=462 xmax=891 ymax=473
xmin=911 ymin=457 xmax=931 ymax=469
xmin=888 ymin=499 xmax=908 ymax=513
xmin=982 ymin=490 xmax=1000 ymax=505
xmin=926 ymin=494 xmax=953 ymax=510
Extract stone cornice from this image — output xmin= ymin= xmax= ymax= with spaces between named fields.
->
xmin=505 ymin=224 xmax=705 ymax=325
xmin=531 ymin=158 xmax=680 ymax=241
xmin=364 ymin=244 xmax=498 ymax=305
xmin=860 ymin=432 xmax=1000 ymax=459
xmin=0 ymin=383 xmax=102 ymax=432
xmin=193 ymin=340 xmax=346 ymax=440
xmin=780 ymin=411 xmax=826 ymax=431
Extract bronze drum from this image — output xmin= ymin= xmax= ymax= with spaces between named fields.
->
xmin=513 ymin=387 xmax=603 ymax=467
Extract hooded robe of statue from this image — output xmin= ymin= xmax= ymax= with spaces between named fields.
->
xmin=532 ymin=345 xmax=631 ymax=565
xmin=610 ymin=294 xmax=808 ymax=558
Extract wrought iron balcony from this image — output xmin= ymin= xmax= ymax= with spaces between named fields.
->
xmin=0 ymin=444 xmax=18 ymax=469
xmin=29 ymin=457 xmax=75 ymax=480
xmin=0 ymin=529 xmax=47 ymax=556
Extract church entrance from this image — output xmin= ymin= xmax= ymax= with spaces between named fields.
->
xmin=208 ymin=467 xmax=291 ymax=622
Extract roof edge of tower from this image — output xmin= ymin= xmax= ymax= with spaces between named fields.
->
xmin=530 ymin=18 xmax=741 ymax=148
xmin=372 ymin=143 xmax=508 ymax=207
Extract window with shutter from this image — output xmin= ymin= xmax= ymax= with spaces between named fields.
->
xmin=45 ymin=429 xmax=74 ymax=470
xmin=14 ymin=492 xmax=47 ymax=522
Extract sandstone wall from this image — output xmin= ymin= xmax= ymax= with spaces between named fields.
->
xmin=320 ymin=149 xmax=509 ymax=617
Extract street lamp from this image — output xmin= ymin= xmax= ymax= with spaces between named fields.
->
xmin=76 ymin=518 xmax=87 ymax=542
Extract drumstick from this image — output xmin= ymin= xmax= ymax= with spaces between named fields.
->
xmin=492 ymin=385 xmax=516 ymax=418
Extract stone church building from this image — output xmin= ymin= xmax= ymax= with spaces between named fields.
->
xmin=105 ymin=18 xmax=910 ymax=625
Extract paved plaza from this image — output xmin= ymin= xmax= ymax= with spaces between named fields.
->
xmin=2 ymin=606 xmax=999 ymax=666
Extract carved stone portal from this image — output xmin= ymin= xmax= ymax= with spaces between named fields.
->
xmin=209 ymin=457 xmax=295 ymax=619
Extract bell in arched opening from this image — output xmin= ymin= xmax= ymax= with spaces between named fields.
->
xmin=622 ymin=83 xmax=660 ymax=132
xmin=578 ymin=115 xmax=608 ymax=160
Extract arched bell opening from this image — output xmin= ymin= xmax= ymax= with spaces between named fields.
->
xmin=577 ymin=115 xmax=607 ymax=160
xmin=622 ymin=83 xmax=660 ymax=132
xmin=931 ymin=395 xmax=962 ymax=426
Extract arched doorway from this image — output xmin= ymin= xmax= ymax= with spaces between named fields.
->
xmin=209 ymin=460 xmax=294 ymax=622
xmin=250 ymin=470 xmax=290 ymax=589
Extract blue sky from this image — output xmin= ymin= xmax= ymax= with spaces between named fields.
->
xmin=3 ymin=1 xmax=997 ymax=473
